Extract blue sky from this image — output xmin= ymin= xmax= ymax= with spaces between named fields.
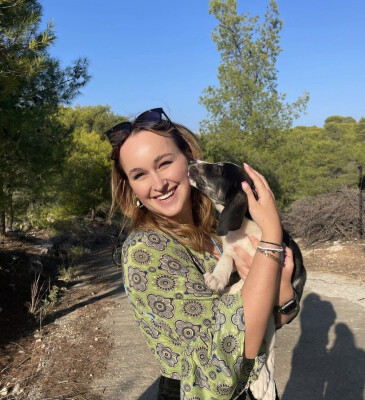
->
xmin=41 ymin=0 xmax=365 ymax=132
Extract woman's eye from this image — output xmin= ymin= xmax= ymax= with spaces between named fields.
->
xmin=160 ymin=160 xmax=172 ymax=167
xmin=133 ymin=172 xmax=144 ymax=180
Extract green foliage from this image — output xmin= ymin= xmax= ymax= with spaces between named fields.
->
xmin=58 ymin=264 xmax=77 ymax=282
xmin=200 ymin=0 xmax=309 ymax=161
xmin=0 ymin=0 xmax=90 ymax=233
xmin=324 ymin=115 xmax=356 ymax=125
xmin=27 ymin=273 xmax=59 ymax=322
xmin=59 ymin=105 xmax=123 ymax=137
xmin=263 ymin=118 xmax=364 ymax=207
xmin=52 ymin=105 xmax=122 ymax=218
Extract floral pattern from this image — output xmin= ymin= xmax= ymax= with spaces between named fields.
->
xmin=122 ymin=230 xmax=266 ymax=400
xmin=156 ymin=343 xmax=179 ymax=367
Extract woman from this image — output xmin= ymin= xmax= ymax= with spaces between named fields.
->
xmin=106 ymin=108 xmax=297 ymax=400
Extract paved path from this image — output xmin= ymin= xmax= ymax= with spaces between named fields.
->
xmin=85 ymin=248 xmax=365 ymax=400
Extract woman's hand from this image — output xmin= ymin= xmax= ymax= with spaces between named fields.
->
xmin=276 ymin=244 xmax=296 ymax=307
xmin=241 ymin=163 xmax=282 ymax=243
xmin=232 ymin=236 xmax=258 ymax=282
xmin=232 ymin=244 xmax=252 ymax=282
xmin=275 ymin=245 xmax=298 ymax=327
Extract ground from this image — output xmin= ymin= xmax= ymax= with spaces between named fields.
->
xmin=0 ymin=234 xmax=364 ymax=400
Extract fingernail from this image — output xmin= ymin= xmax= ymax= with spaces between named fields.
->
xmin=241 ymin=181 xmax=249 ymax=189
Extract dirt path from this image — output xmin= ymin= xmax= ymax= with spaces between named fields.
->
xmin=2 ymin=243 xmax=363 ymax=399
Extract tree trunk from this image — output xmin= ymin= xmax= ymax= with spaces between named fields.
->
xmin=91 ymin=206 xmax=95 ymax=221
xmin=0 ymin=210 xmax=5 ymax=236
xmin=9 ymin=192 xmax=13 ymax=231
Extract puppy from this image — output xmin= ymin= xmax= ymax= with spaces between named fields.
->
xmin=188 ymin=160 xmax=306 ymax=299
xmin=188 ymin=160 xmax=306 ymax=400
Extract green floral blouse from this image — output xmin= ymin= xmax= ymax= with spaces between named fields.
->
xmin=122 ymin=230 xmax=266 ymax=400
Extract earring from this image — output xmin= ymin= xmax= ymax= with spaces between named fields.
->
xmin=132 ymin=194 xmax=143 ymax=208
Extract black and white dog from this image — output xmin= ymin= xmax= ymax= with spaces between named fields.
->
xmin=188 ymin=160 xmax=306 ymax=399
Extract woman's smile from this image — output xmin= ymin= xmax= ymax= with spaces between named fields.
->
xmin=155 ymin=187 xmax=177 ymax=202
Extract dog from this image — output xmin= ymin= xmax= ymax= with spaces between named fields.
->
xmin=188 ymin=160 xmax=306 ymax=399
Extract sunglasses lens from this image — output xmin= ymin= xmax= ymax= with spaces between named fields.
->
xmin=105 ymin=108 xmax=174 ymax=151
xmin=105 ymin=121 xmax=131 ymax=144
xmin=135 ymin=108 xmax=163 ymax=126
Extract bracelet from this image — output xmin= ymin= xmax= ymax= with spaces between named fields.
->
xmin=257 ymin=244 xmax=284 ymax=253
xmin=257 ymin=248 xmax=283 ymax=265
xmin=260 ymin=240 xmax=282 ymax=247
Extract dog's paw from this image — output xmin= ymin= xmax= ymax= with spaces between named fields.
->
xmin=204 ymin=273 xmax=226 ymax=292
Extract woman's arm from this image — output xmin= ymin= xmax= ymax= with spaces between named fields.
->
xmin=234 ymin=240 xmax=297 ymax=328
xmin=238 ymin=164 xmax=283 ymax=359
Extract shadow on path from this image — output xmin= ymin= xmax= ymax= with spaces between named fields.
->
xmin=138 ymin=378 xmax=160 ymax=400
xmin=282 ymin=293 xmax=365 ymax=400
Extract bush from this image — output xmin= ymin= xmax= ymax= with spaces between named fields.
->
xmin=281 ymin=187 xmax=364 ymax=245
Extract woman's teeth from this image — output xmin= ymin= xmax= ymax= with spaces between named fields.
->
xmin=157 ymin=189 xmax=175 ymax=200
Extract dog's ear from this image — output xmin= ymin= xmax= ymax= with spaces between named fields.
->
xmin=216 ymin=191 xmax=248 ymax=236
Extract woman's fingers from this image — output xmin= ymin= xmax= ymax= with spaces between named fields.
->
xmin=248 ymin=235 xmax=259 ymax=249
xmin=233 ymin=245 xmax=253 ymax=265
xmin=241 ymin=163 xmax=282 ymax=237
xmin=243 ymin=163 xmax=273 ymax=197
xmin=283 ymin=245 xmax=294 ymax=270
xmin=232 ymin=245 xmax=253 ymax=281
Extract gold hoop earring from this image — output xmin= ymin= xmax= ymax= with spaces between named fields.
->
xmin=132 ymin=194 xmax=143 ymax=208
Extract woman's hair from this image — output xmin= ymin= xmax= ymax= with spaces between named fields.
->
xmin=110 ymin=121 xmax=218 ymax=252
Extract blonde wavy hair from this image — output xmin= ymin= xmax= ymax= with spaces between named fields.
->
xmin=110 ymin=121 xmax=219 ymax=252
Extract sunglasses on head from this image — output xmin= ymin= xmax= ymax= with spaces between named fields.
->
xmin=105 ymin=107 xmax=175 ymax=149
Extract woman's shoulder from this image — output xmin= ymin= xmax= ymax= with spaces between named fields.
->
xmin=123 ymin=229 xmax=178 ymax=252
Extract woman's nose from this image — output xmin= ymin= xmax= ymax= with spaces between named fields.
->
xmin=151 ymin=173 xmax=168 ymax=192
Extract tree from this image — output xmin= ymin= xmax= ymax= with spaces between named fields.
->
xmin=59 ymin=128 xmax=111 ymax=219
xmin=271 ymin=117 xmax=365 ymax=207
xmin=199 ymin=0 xmax=308 ymax=164
xmin=53 ymin=106 xmax=123 ymax=219
xmin=59 ymin=105 xmax=122 ymax=138
xmin=0 ymin=0 xmax=90 ymax=234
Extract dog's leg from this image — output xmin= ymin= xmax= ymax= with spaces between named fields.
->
xmin=204 ymin=252 xmax=234 ymax=291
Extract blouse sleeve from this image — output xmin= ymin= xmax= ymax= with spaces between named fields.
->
xmin=122 ymin=230 xmax=266 ymax=400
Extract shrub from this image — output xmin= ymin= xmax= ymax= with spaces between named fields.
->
xmin=281 ymin=187 xmax=364 ymax=245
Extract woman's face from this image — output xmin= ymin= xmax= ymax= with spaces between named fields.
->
xmin=119 ymin=130 xmax=193 ymax=224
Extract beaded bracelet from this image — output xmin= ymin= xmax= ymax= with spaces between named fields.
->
xmin=257 ymin=244 xmax=284 ymax=253
xmin=257 ymin=247 xmax=283 ymax=265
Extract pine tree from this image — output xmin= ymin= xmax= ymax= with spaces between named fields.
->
xmin=200 ymin=0 xmax=308 ymax=163
xmin=0 ymin=0 xmax=90 ymax=234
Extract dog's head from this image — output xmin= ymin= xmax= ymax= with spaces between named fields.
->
xmin=188 ymin=160 xmax=254 ymax=236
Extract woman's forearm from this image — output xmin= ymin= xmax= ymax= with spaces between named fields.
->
xmin=240 ymin=234 xmax=282 ymax=359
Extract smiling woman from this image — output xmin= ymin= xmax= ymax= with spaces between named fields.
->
xmin=107 ymin=108 xmax=216 ymax=252
xmin=105 ymin=108 xmax=295 ymax=400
